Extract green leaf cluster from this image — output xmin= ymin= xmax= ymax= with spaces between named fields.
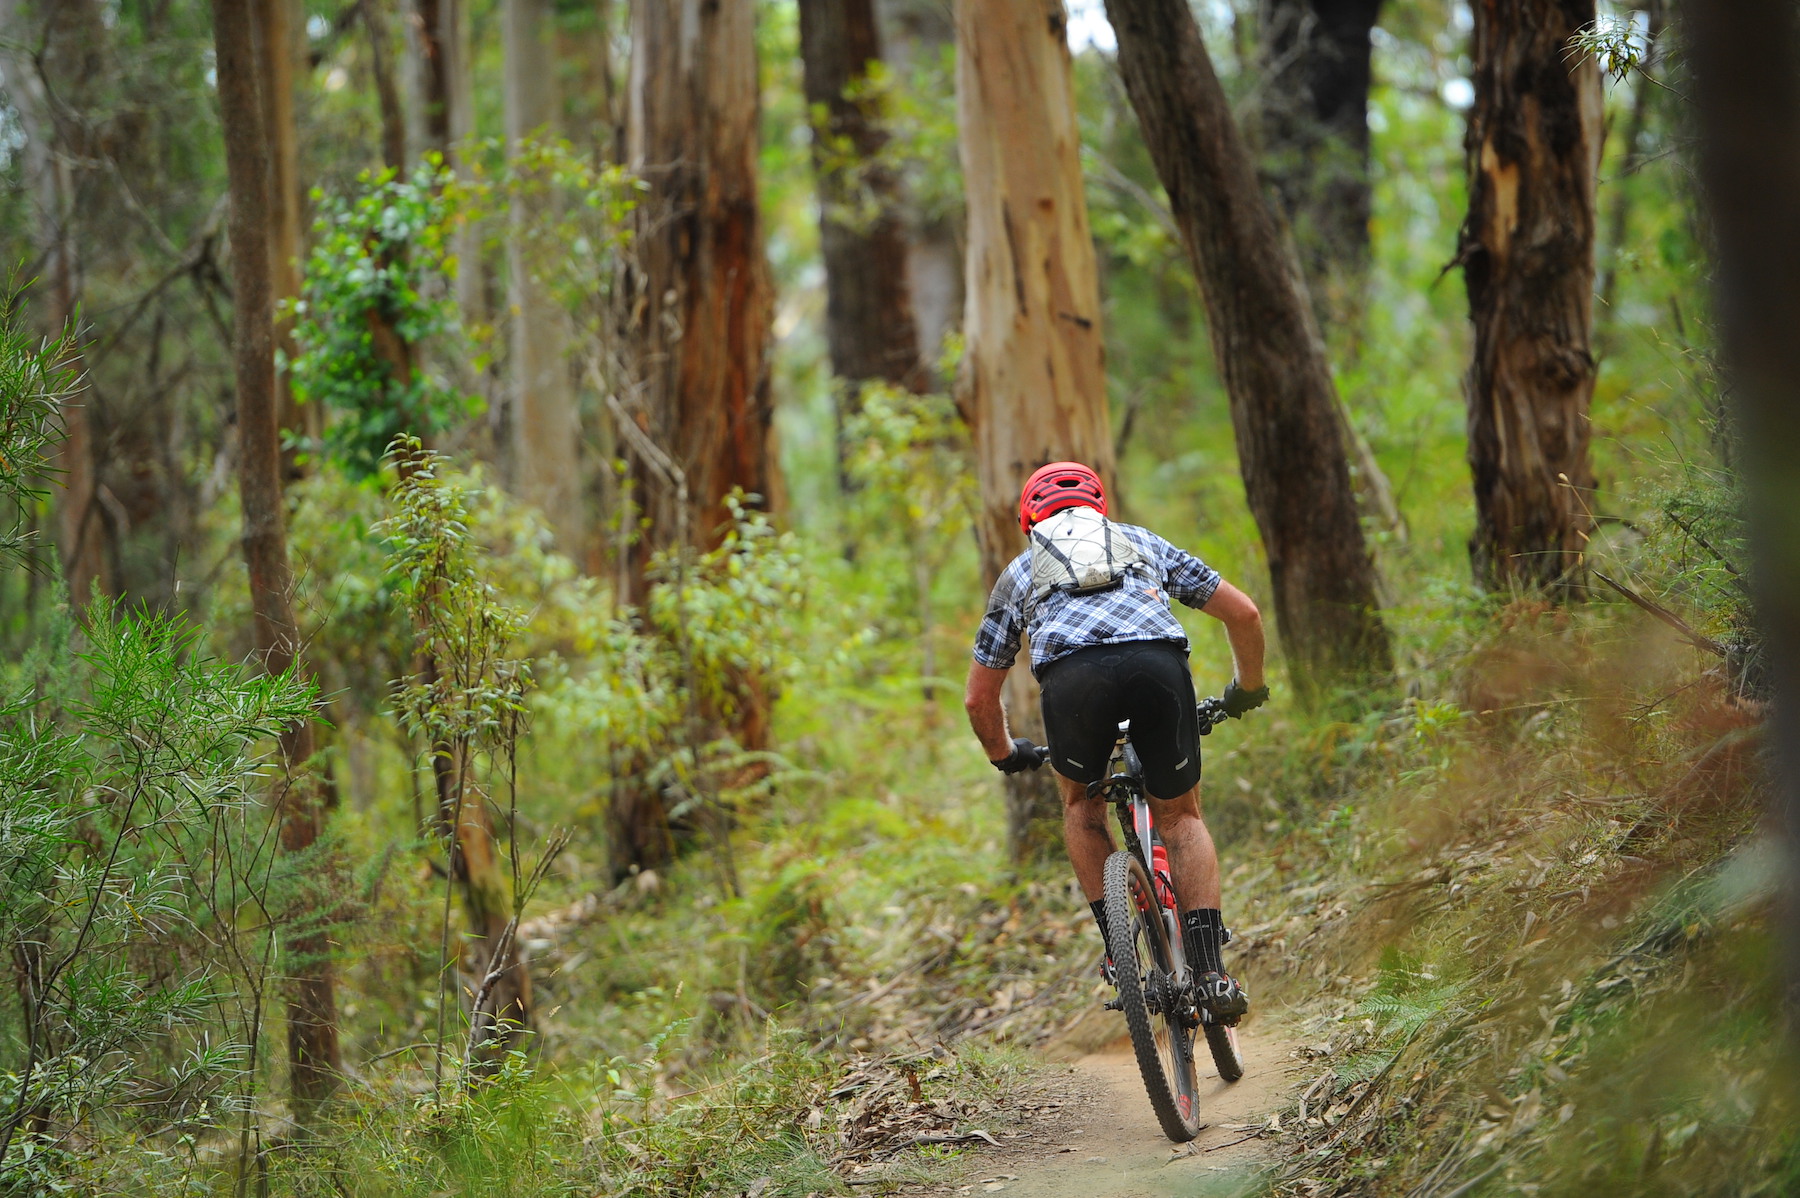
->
xmin=290 ymin=161 xmax=479 ymax=478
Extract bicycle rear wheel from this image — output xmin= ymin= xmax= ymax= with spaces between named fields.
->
xmin=1103 ymin=850 xmax=1204 ymax=1142
xmin=1204 ymin=1019 xmax=1245 ymax=1083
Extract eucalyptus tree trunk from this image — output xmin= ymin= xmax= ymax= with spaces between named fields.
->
xmin=1103 ymin=0 xmax=1394 ymax=697
xmin=1459 ymin=0 xmax=1602 ymax=593
xmin=798 ymin=0 xmax=923 ymax=490
xmin=612 ymin=0 xmax=777 ymax=878
xmin=1684 ymin=0 xmax=1800 ymax=1022
xmin=955 ymin=0 xmax=1114 ymax=862
xmin=620 ymin=0 xmax=777 ymax=579
xmin=209 ymin=0 xmax=341 ymax=1115
xmin=1 ymin=0 xmax=107 ymax=606
xmin=251 ymin=0 xmax=312 ymax=478
xmin=504 ymin=0 xmax=585 ymax=558
xmin=1257 ymin=0 xmax=1383 ymax=330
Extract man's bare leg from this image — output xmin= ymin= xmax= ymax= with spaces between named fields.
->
xmin=1059 ymin=773 xmax=1113 ymax=900
xmin=1147 ymin=784 xmax=1221 ymax=910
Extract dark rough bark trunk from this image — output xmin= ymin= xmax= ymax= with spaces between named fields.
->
xmin=210 ymin=0 xmax=341 ymax=1116
xmin=1103 ymin=0 xmax=1393 ymax=697
xmin=1257 ymin=0 xmax=1382 ymax=330
xmin=798 ymin=0 xmax=923 ymax=490
xmin=614 ymin=0 xmax=777 ymax=874
xmin=1684 ymin=0 xmax=1800 ymax=1023
xmin=621 ymin=0 xmax=776 ymax=579
xmin=1459 ymin=0 xmax=1602 ymax=593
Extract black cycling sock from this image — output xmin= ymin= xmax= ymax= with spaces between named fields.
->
xmin=1089 ymin=899 xmax=1111 ymax=956
xmin=1182 ymin=908 xmax=1226 ymax=975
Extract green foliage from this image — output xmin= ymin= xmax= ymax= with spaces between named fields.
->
xmin=380 ymin=438 xmax=533 ymax=762
xmin=301 ymin=1026 xmax=838 ymax=1198
xmin=540 ymin=494 xmax=810 ymax=772
xmin=290 ymin=161 xmax=479 ymax=476
xmin=0 ymin=291 xmax=79 ymax=572
xmin=451 ymin=136 xmax=637 ymax=342
xmin=0 ymin=598 xmax=317 ymax=1191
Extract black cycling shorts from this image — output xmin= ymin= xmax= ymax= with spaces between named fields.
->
xmin=1038 ymin=640 xmax=1201 ymax=798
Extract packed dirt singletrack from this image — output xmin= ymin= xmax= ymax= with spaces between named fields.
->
xmin=916 ymin=1011 xmax=1299 ymax=1197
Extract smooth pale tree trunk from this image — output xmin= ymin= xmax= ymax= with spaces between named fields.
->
xmin=209 ymin=0 xmax=341 ymax=1115
xmin=1459 ymin=1 xmax=1602 ymax=593
xmin=251 ymin=0 xmax=312 ymax=477
xmin=1684 ymin=0 xmax=1800 ymax=1022
xmin=504 ymin=0 xmax=584 ymax=557
xmin=613 ymin=0 xmax=777 ymax=878
xmin=1103 ymin=0 xmax=1393 ymax=698
xmin=2 ymin=0 xmax=106 ymax=605
xmin=876 ymin=0 xmax=963 ymax=365
xmin=798 ymin=0 xmax=923 ymax=491
xmin=955 ymin=0 xmax=1114 ymax=863
xmin=1257 ymin=0 xmax=1383 ymax=330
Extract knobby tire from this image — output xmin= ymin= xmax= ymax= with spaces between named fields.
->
xmin=1103 ymin=850 xmax=1204 ymax=1142
xmin=1204 ymin=1020 xmax=1245 ymax=1083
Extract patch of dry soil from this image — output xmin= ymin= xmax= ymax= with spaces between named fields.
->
xmin=915 ymin=1007 xmax=1296 ymax=1198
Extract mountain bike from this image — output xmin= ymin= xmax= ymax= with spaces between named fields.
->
xmin=1094 ymin=696 xmax=1244 ymax=1142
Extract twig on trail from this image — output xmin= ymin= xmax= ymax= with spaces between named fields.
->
xmin=1202 ymin=1128 xmax=1266 ymax=1153
xmin=876 ymin=1128 xmax=1002 ymax=1157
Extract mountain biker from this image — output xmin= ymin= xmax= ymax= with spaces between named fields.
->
xmin=963 ymin=461 xmax=1267 ymax=1023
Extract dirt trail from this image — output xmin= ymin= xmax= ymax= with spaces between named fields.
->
xmin=971 ymin=1012 xmax=1298 ymax=1198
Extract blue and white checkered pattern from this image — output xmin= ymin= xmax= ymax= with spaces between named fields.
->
xmin=972 ymin=521 xmax=1222 ymax=676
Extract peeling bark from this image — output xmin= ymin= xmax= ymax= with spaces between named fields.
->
xmin=1459 ymin=0 xmax=1602 ymax=593
xmin=956 ymin=0 xmax=1114 ymax=861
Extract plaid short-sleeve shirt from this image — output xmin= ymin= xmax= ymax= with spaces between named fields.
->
xmin=971 ymin=520 xmax=1222 ymax=677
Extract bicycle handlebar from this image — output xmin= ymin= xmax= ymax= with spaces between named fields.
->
xmin=1196 ymin=696 xmax=1231 ymax=736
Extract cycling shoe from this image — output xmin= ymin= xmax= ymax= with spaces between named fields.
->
xmin=1194 ymin=970 xmax=1250 ymax=1024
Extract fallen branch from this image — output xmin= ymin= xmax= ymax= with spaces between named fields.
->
xmin=1593 ymin=571 xmax=1728 ymax=657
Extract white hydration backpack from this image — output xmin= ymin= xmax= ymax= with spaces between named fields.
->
xmin=1027 ymin=506 xmax=1147 ymax=608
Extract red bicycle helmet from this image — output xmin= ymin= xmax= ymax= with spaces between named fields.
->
xmin=1019 ymin=461 xmax=1107 ymax=533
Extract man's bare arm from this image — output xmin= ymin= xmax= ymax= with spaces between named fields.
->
xmin=964 ymin=661 xmax=1015 ymax=760
xmin=1201 ymin=580 xmax=1265 ymax=690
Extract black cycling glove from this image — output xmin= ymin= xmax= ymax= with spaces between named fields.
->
xmin=992 ymin=738 xmax=1047 ymax=774
xmin=1221 ymin=679 xmax=1270 ymax=719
